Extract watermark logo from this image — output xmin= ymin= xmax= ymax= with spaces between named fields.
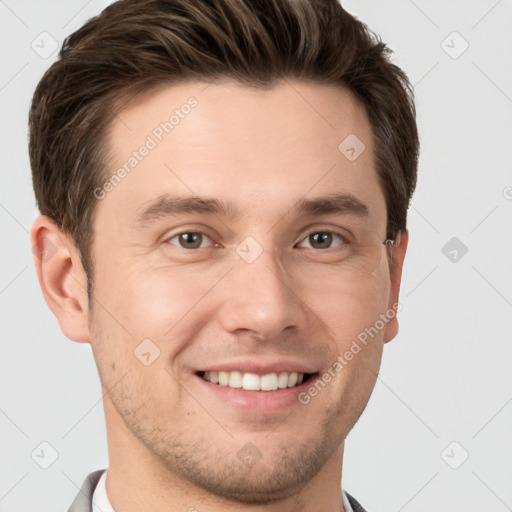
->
xmin=440 ymin=441 xmax=469 ymax=469
xmin=94 ymin=97 xmax=198 ymax=200
xmin=31 ymin=31 xmax=59 ymax=59
xmin=237 ymin=442 xmax=262 ymax=468
xmin=31 ymin=441 xmax=59 ymax=469
xmin=32 ymin=239 xmax=58 ymax=263
xmin=298 ymin=303 xmax=401 ymax=405
xmin=338 ymin=134 xmax=366 ymax=161
xmin=442 ymin=236 xmax=468 ymax=263
xmin=235 ymin=236 xmax=264 ymax=264
xmin=134 ymin=338 xmax=161 ymax=366
xmin=441 ymin=31 xmax=469 ymax=60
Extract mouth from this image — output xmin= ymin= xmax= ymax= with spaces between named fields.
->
xmin=196 ymin=370 xmax=318 ymax=391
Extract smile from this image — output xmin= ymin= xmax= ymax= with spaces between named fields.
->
xmin=199 ymin=371 xmax=315 ymax=391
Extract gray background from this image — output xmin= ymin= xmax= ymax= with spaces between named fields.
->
xmin=1 ymin=1 xmax=511 ymax=511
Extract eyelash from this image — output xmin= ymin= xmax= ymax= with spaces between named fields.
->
xmin=164 ymin=230 xmax=350 ymax=251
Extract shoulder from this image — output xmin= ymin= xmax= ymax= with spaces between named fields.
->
xmin=345 ymin=490 xmax=370 ymax=512
xmin=67 ymin=469 xmax=105 ymax=512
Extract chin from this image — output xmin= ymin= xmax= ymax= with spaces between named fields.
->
xmin=155 ymin=435 xmax=335 ymax=504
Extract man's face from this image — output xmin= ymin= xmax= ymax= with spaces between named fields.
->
xmin=88 ymin=80 xmax=403 ymax=501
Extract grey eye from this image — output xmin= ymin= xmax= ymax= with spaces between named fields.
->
xmin=168 ymin=232 xmax=211 ymax=249
xmin=298 ymin=231 xmax=345 ymax=250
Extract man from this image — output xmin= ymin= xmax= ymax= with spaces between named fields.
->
xmin=29 ymin=0 xmax=418 ymax=510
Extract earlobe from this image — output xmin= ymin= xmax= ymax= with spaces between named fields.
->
xmin=383 ymin=229 xmax=409 ymax=343
xmin=30 ymin=215 xmax=91 ymax=344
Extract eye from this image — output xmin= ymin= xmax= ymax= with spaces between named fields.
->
xmin=166 ymin=231 xmax=213 ymax=249
xmin=296 ymin=231 xmax=347 ymax=250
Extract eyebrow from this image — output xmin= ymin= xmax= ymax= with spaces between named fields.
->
xmin=134 ymin=192 xmax=369 ymax=227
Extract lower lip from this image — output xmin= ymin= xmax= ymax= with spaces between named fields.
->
xmin=194 ymin=374 xmax=316 ymax=414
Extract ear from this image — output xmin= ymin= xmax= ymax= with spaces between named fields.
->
xmin=383 ymin=229 xmax=409 ymax=343
xmin=30 ymin=215 xmax=91 ymax=343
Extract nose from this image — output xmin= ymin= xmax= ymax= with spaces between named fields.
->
xmin=215 ymin=245 xmax=307 ymax=340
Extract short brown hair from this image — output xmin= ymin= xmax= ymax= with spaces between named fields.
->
xmin=29 ymin=0 xmax=419 ymax=299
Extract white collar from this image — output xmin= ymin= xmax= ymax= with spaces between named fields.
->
xmin=91 ymin=469 xmax=115 ymax=512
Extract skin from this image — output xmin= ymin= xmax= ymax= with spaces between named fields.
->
xmin=31 ymin=79 xmax=408 ymax=512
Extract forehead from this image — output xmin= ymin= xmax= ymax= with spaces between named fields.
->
xmin=101 ymin=79 xmax=386 ymax=229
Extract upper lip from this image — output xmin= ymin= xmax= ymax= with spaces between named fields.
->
xmin=195 ymin=359 xmax=318 ymax=376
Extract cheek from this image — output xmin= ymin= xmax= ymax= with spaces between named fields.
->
xmin=307 ymin=270 xmax=391 ymax=347
xmin=96 ymin=263 xmax=187 ymax=328
xmin=92 ymin=264 xmax=228 ymax=359
xmin=315 ymin=276 xmax=389 ymax=408
xmin=88 ymin=282 xmax=181 ymax=417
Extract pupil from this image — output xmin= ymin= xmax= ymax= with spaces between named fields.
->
xmin=180 ymin=232 xmax=202 ymax=249
xmin=311 ymin=232 xmax=332 ymax=249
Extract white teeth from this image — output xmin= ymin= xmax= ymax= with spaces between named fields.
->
xmin=260 ymin=373 xmax=278 ymax=391
xmin=228 ymin=371 xmax=243 ymax=388
xmin=242 ymin=373 xmax=260 ymax=391
xmin=278 ymin=372 xmax=289 ymax=389
xmin=201 ymin=371 xmax=306 ymax=391
xmin=218 ymin=371 xmax=229 ymax=386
